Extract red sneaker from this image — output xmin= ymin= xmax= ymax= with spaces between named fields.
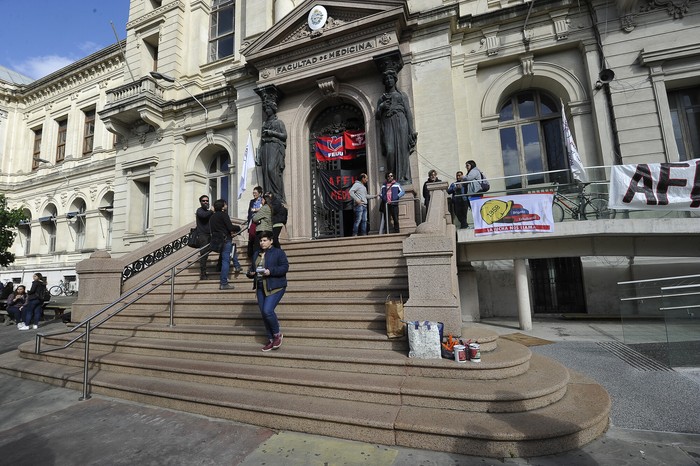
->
xmin=272 ymin=333 xmax=283 ymax=349
xmin=261 ymin=341 xmax=274 ymax=352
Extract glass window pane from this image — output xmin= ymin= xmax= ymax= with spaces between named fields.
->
xmin=218 ymin=37 xmax=234 ymax=59
xmin=686 ymin=108 xmax=700 ymax=158
xmin=521 ymin=123 xmax=544 ymax=184
xmin=500 ymin=127 xmax=521 ymax=189
xmin=517 ymin=92 xmax=536 ymax=119
xmin=540 ymin=94 xmax=558 ymax=115
xmin=542 ymin=118 xmax=569 ymax=183
xmin=219 ymin=153 xmax=230 ymax=172
xmin=217 ymin=9 xmax=234 ymax=36
xmin=499 ymin=100 xmax=514 ymax=122
xmin=670 ymin=109 xmax=686 ymax=161
xmin=680 ymin=88 xmax=700 ymax=107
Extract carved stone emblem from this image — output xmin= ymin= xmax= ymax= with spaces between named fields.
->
xmin=308 ymin=5 xmax=328 ymax=31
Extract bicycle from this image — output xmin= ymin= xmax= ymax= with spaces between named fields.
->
xmin=552 ymin=183 xmax=616 ymax=222
xmin=49 ymin=279 xmax=76 ymax=297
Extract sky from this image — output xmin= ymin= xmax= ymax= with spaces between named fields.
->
xmin=0 ymin=1 xmax=130 ymax=80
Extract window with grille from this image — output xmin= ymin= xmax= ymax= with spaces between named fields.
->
xmin=209 ymin=0 xmax=235 ymax=62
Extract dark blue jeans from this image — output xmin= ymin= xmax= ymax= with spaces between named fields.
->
xmin=219 ymin=240 xmax=232 ymax=286
xmin=23 ymin=299 xmax=42 ymax=326
xmin=256 ymin=287 xmax=285 ymax=340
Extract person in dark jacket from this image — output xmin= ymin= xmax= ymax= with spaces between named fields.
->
xmin=195 ymin=194 xmax=214 ymax=279
xmin=19 ymin=273 xmax=46 ymax=330
xmin=422 ymin=169 xmax=441 ymax=209
xmin=246 ymin=231 xmax=288 ymax=352
xmin=247 ymin=186 xmax=263 ymax=258
xmin=209 ymin=200 xmax=241 ymax=290
xmin=379 ymin=172 xmax=405 ymax=233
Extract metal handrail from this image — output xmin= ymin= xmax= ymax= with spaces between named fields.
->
xmin=34 ymin=243 xmax=210 ymax=400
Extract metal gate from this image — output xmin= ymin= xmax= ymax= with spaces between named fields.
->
xmin=309 ymin=104 xmax=366 ymax=238
xmin=530 ymin=257 xmax=587 ymax=313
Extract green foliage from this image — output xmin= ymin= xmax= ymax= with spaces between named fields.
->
xmin=0 ymin=194 xmax=25 ymax=267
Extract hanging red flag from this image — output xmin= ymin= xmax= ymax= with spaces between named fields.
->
xmin=344 ymin=130 xmax=366 ymax=151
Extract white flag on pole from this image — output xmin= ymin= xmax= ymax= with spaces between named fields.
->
xmin=238 ymin=131 xmax=256 ymax=199
xmin=560 ymin=99 xmax=588 ymax=183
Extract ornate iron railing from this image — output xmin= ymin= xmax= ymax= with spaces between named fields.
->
xmin=121 ymin=233 xmax=190 ymax=282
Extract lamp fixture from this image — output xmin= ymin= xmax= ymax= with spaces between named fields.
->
xmin=33 ymin=157 xmax=51 ymax=164
xmin=150 ymin=71 xmax=208 ymax=120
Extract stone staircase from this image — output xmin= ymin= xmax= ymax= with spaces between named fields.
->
xmin=0 ymin=234 xmax=610 ymax=457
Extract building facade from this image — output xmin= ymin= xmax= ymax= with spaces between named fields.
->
xmin=1 ymin=0 xmax=698 ymax=315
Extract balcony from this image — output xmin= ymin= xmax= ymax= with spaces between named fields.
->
xmin=99 ymin=76 xmax=166 ymax=140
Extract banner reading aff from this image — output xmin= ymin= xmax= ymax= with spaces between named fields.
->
xmin=609 ymin=159 xmax=700 ymax=210
xmin=470 ymin=193 xmax=555 ymax=236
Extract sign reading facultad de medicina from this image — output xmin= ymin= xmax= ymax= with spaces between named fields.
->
xmin=275 ymin=40 xmax=376 ymax=75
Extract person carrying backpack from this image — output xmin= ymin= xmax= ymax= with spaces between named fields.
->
xmin=18 ymin=272 xmax=48 ymax=330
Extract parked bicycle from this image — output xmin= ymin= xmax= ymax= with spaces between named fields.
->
xmin=552 ymin=183 xmax=616 ymax=222
xmin=49 ymin=279 xmax=76 ymax=297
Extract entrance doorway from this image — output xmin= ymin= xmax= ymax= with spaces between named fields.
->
xmin=309 ymin=104 xmax=367 ymax=238
xmin=530 ymin=257 xmax=587 ymax=313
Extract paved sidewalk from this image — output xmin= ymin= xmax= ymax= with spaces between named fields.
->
xmin=1 ymin=317 xmax=699 ymax=465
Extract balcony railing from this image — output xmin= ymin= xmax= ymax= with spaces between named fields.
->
xmin=454 ymin=166 xmax=697 ymax=223
xmin=107 ymin=76 xmax=163 ymax=104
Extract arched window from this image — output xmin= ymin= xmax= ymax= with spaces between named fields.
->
xmin=498 ymin=91 xmax=570 ymax=189
xmin=39 ymin=204 xmax=58 ymax=254
xmin=18 ymin=209 xmax=31 ymax=256
xmin=67 ymin=198 xmax=87 ymax=251
xmin=208 ymin=150 xmax=230 ymax=204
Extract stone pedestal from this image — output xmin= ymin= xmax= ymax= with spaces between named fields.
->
xmin=72 ymin=250 xmax=123 ymax=322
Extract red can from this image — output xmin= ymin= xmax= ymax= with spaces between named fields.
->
xmin=468 ymin=343 xmax=481 ymax=362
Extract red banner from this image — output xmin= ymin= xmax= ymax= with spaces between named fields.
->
xmin=344 ymin=130 xmax=366 ymax=150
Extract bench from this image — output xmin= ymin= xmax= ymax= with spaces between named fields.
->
xmin=1 ymin=301 xmax=68 ymax=323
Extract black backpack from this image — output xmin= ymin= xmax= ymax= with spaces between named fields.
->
xmin=37 ymin=284 xmax=50 ymax=302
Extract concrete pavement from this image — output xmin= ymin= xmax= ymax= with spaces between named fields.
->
xmin=1 ymin=317 xmax=699 ymax=465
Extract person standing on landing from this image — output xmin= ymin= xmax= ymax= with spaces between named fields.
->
xmin=209 ymin=200 xmax=241 ymax=290
xmin=195 ymin=195 xmax=214 ymax=279
xmin=462 ymin=160 xmax=485 ymax=219
xmin=447 ymin=171 xmax=469 ymax=229
xmin=422 ymin=169 xmax=441 ymax=210
xmin=380 ymin=172 xmax=405 ymax=233
xmin=246 ymin=186 xmax=263 ymax=258
xmin=247 ymin=231 xmax=288 ymax=352
xmin=348 ymin=173 xmax=376 ymax=236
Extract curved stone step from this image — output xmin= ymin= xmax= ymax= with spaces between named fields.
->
xmin=0 ymin=350 xmax=609 ymax=457
xmin=27 ymin=334 xmax=531 ymax=380
xmin=395 ymin=377 xmax=611 ymax=457
xmin=9 ymin=346 xmax=567 ymax=413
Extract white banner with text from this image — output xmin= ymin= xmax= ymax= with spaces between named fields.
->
xmin=609 ymin=159 xmax=700 ymax=211
xmin=471 ymin=193 xmax=555 ymax=236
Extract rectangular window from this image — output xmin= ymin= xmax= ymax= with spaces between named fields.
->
xmin=56 ymin=118 xmax=68 ymax=162
xmin=668 ymin=87 xmax=700 ymax=161
xmin=83 ymin=109 xmax=95 ymax=155
xmin=32 ymin=127 xmax=43 ymax=170
xmin=130 ymin=178 xmax=151 ymax=233
xmin=209 ymin=0 xmax=235 ymax=62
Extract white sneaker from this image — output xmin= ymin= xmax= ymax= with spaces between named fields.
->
xmin=17 ymin=323 xmax=27 ymax=330
xmin=32 ymin=325 xmax=38 ymax=329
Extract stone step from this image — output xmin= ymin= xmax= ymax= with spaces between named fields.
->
xmin=0 ymin=351 xmax=609 ymax=456
xmin=108 ymin=309 xmax=387 ymax=329
xmin=119 ymin=296 xmax=394 ymax=314
xmin=10 ymin=345 xmax=567 ymax=413
xmin=31 ymin=333 xmax=531 ymax=379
